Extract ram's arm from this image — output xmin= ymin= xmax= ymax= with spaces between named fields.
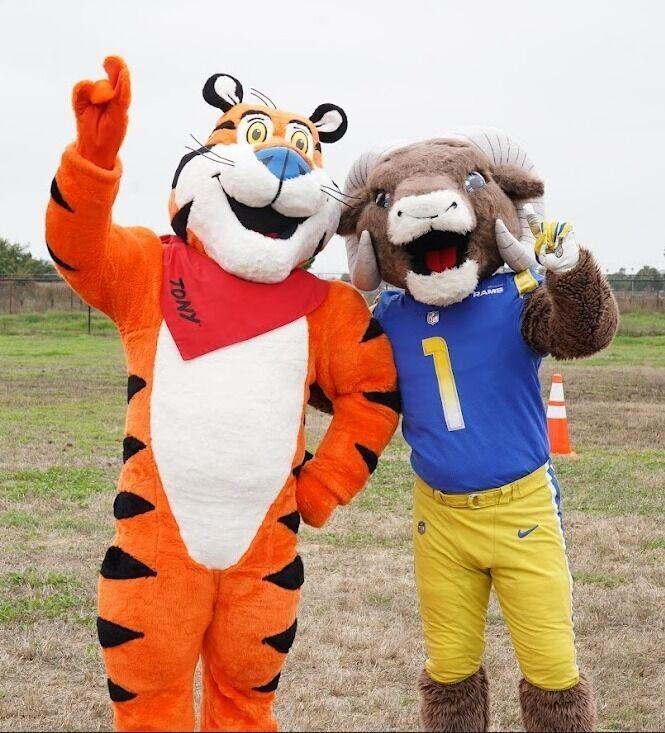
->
xmin=522 ymin=248 xmax=618 ymax=358
xmin=46 ymin=146 xmax=161 ymax=323
xmin=298 ymin=281 xmax=400 ymax=527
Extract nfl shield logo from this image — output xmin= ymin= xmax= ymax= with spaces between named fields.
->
xmin=427 ymin=311 xmax=439 ymax=326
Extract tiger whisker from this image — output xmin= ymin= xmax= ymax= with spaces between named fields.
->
xmin=321 ymin=190 xmax=353 ymax=208
xmin=320 ymin=185 xmax=362 ymax=200
xmin=187 ymin=146 xmax=234 ymax=166
xmin=185 ymin=146 xmax=235 ymax=166
xmin=249 ymin=87 xmax=277 ymax=109
xmin=189 ymin=134 xmax=234 ymax=164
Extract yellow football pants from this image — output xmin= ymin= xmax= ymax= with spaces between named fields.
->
xmin=413 ymin=464 xmax=579 ymax=692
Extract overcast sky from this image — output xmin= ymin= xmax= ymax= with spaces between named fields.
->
xmin=1 ymin=0 xmax=663 ymax=275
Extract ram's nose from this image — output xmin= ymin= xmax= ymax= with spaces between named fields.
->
xmin=256 ymin=146 xmax=311 ymax=180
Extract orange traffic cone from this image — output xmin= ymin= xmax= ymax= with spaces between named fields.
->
xmin=547 ymin=374 xmax=576 ymax=456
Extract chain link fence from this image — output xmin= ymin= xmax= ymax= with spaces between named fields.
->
xmin=0 ymin=276 xmax=87 ymax=314
xmin=0 ymin=275 xmax=663 ymax=323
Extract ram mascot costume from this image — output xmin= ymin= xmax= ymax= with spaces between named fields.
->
xmin=339 ymin=130 xmax=618 ymax=732
xmin=45 ymin=57 xmax=399 ymax=732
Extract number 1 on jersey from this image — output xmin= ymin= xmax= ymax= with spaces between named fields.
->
xmin=422 ymin=336 xmax=465 ymax=431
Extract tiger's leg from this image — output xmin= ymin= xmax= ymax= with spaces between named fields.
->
xmin=98 ymin=481 xmax=215 ymax=732
xmin=200 ymin=483 xmax=302 ymax=732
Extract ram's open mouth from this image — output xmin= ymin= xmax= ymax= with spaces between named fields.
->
xmin=227 ymin=194 xmax=307 ymax=240
xmin=403 ymin=230 xmax=470 ymax=275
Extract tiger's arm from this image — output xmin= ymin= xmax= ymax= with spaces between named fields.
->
xmin=298 ymin=281 xmax=400 ymax=527
xmin=45 ymin=56 xmax=161 ymax=324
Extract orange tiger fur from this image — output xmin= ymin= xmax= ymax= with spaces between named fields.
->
xmin=46 ymin=57 xmax=398 ymax=732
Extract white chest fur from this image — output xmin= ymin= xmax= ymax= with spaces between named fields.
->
xmin=150 ymin=318 xmax=308 ymax=569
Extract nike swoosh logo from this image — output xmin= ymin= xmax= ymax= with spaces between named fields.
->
xmin=517 ymin=525 xmax=539 ymax=539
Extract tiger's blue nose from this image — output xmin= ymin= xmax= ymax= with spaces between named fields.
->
xmin=256 ymin=146 xmax=311 ymax=180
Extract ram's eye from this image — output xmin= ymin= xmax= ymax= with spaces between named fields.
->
xmin=375 ymin=190 xmax=391 ymax=208
xmin=465 ymin=171 xmax=486 ymax=192
xmin=290 ymin=129 xmax=309 ymax=154
xmin=246 ymin=119 xmax=268 ymax=145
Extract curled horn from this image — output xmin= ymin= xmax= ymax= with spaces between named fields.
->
xmin=449 ymin=126 xmax=544 ymax=271
xmin=345 ymin=230 xmax=381 ymax=291
xmin=342 ymin=144 xmax=403 ymax=291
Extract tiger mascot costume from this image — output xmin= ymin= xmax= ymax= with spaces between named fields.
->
xmin=45 ymin=57 xmax=399 ymax=732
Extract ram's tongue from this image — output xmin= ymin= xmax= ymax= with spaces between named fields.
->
xmin=425 ymin=247 xmax=457 ymax=273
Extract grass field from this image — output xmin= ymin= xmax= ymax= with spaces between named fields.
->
xmin=0 ymin=310 xmax=664 ymax=731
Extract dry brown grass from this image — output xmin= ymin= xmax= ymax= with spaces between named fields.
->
xmin=1 ymin=314 xmax=664 ymax=731
xmin=2 ymin=487 xmax=663 ymax=732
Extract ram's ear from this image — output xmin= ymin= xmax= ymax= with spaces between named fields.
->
xmin=493 ymin=163 xmax=544 ymax=201
xmin=202 ymin=73 xmax=244 ymax=112
xmin=310 ymin=103 xmax=348 ymax=143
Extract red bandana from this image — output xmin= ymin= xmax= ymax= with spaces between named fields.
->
xmin=160 ymin=235 xmax=330 ymax=360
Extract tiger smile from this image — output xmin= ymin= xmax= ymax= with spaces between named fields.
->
xmin=217 ymin=179 xmax=308 ymax=240
xmin=227 ymin=195 xmax=307 ymax=240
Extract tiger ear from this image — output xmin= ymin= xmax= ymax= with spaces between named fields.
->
xmin=202 ymin=73 xmax=244 ymax=112
xmin=310 ymin=103 xmax=348 ymax=143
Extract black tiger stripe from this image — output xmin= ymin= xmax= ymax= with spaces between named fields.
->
xmin=97 ymin=617 xmax=144 ymax=648
xmin=123 ymin=436 xmax=146 ymax=464
xmin=277 ymin=511 xmax=301 ymax=534
xmin=292 ymin=450 xmax=313 ymax=479
xmin=307 ymin=380 xmax=333 ymax=414
xmin=364 ymin=390 xmax=401 ymax=413
xmin=171 ymin=201 xmax=193 ymax=242
xmin=127 ymin=375 xmax=147 ymax=403
xmin=50 ymin=177 xmax=74 ymax=212
xmin=262 ymin=619 xmax=297 ymax=654
xmin=100 ymin=546 xmax=157 ymax=580
xmin=214 ymin=120 xmax=236 ymax=131
xmin=355 ymin=443 xmax=378 ymax=474
xmin=253 ymin=673 xmax=281 ymax=693
xmin=113 ymin=492 xmax=155 ymax=520
xmin=361 ymin=318 xmax=384 ymax=342
xmin=172 ymin=148 xmax=209 ymax=188
xmin=263 ymin=556 xmax=304 ymax=591
xmin=312 ymin=233 xmax=326 ymax=258
xmin=107 ymin=678 xmax=137 ymax=702
xmin=46 ymin=242 xmax=77 ymax=272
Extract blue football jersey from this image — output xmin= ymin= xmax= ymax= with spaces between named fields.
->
xmin=374 ymin=271 xmax=550 ymax=493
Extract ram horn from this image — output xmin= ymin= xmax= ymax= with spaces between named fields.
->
xmin=343 ymin=143 xmax=407 ymax=291
xmin=345 ymin=229 xmax=381 ymax=291
xmin=449 ymin=126 xmax=545 ymax=272
xmin=495 ymin=220 xmax=537 ymax=271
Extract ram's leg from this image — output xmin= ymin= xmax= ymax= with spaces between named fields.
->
xmin=413 ymin=482 xmax=492 ymax=732
xmin=97 ymin=521 xmax=214 ymax=732
xmin=493 ymin=474 xmax=596 ymax=732
xmin=200 ymin=488 xmax=302 ymax=732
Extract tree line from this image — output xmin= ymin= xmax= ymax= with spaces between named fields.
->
xmin=606 ymin=266 xmax=664 ymax=292
xmin=0 ymin=238 xmax=55 ymax=277
xmin=1 ymin=235 xmax=664 ymax=290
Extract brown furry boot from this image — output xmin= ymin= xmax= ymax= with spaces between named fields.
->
xmin=519 ymin=673 xmax=597 ymax=732
xmin=418 ymin=667 xmax=489 ymax=732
